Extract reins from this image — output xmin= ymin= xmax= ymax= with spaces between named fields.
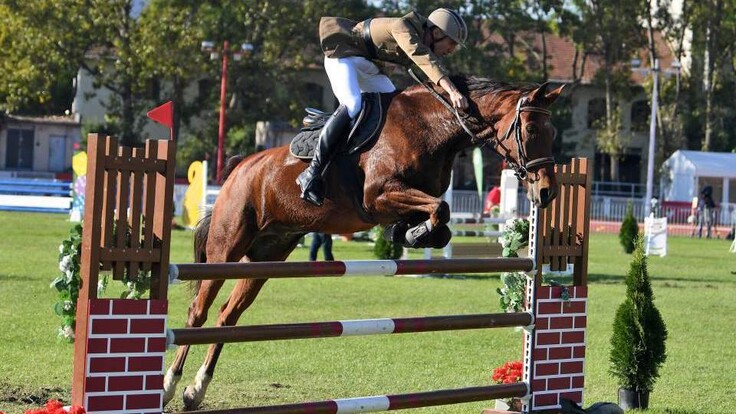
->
xmin=407 ymin=70 xmax=556 ymax=180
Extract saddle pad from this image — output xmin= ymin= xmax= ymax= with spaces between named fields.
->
xmin=289 ymin=92 xmax=386 ymax=160
xmin=289 ymin=129 xmax=320 ymax=159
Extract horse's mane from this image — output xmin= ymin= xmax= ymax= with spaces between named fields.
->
xmin=404 ymin=74 xmax=536 ymax=99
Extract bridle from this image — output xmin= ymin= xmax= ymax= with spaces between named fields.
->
xmin=408 ymin=70 xmax=556 ymax=180
xmin=496 ymin=97 xmax=555 ymax=180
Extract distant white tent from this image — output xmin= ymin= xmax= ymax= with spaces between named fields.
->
xmin=661 ymin=150 xmax=736 ymax=205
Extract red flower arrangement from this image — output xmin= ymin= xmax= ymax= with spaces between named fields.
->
xmin=492 ymin=360 xmax=523 ymax=384
xmin=0 ymin=400 xmax=85 ymax=414
xmin=491 ymin=361 xmax=524 ymax=412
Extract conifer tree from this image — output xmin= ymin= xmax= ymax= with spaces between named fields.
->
xmin=609 ymin=237 xmax=668 ymax=393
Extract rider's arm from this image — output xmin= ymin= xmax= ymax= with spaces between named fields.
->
xmin=390 ymin=16 xmax=448 ymax=85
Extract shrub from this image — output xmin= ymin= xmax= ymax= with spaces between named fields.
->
xmin=373 ymin=225 xmax=403 ymax=259
xmin=619 ymin=201 xmax=639 ymax=253
xmin=609 ymin=236 xmax=668 ymax=392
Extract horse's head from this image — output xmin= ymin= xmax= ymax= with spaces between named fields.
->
xmin=489 ymin=82 xmax=565 ymax=208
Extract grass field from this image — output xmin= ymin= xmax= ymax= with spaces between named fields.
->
xmin=0 ymin=211 xmax=735 ymax=414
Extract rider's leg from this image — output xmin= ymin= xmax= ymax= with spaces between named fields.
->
xmin=297 ymin=57 xmax=360 ymax=206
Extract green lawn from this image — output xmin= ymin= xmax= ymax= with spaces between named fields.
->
xmin=0 ymin=211 xmax=734 ymax=414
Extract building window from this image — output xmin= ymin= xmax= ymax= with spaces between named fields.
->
xmin=587 ymin=98 xmax=606 ymax=129
xmin=5 ymin=128 xmax=34 ymax=170
xmin=630 ymin=100 xmax=649 ymax=132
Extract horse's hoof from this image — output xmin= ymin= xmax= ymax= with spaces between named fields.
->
xmin=428 ymin=225 xmax=452 ymax=248
xmin=436 ymin=201 xmax=451 ymax=224
xmin=182 ymin=385 xmax=204 ymax=411
xmin=162 ymin=370 xmax=181 ymax=406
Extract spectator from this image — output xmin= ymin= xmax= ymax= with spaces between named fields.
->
xmin=483 ymin=186 xmax=501 ymax=216
xmin=309 ymin=232 xmax=334 ymax=261
xmin=696 ymin=186 xmax=717 ymax=239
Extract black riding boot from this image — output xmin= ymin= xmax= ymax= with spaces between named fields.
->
xmin=296 ymin=105 xmax=352 ymax=206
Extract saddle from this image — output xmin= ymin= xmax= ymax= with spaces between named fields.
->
xmin=289 ymin=92 xmax=387 ymax=160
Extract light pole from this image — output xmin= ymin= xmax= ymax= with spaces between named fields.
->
xmin=632 ymin=58 xmax=680 ymax=216
xmin=202 ymin=40 xmax=253 ymax=184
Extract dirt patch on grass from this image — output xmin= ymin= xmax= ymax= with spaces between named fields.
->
xmin=0 ymin=383 xmax=69 ymax=411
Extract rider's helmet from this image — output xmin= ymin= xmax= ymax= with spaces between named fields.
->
xmin=427 ymin=8 xmax=468 ymax=46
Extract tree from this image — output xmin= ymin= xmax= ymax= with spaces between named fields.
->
xmin=572 ymin=0 xmax=647 ymax=181
xmin=619 ymin=201 xmax=639 ymax=254
xmin=609 ymin=236 xmax=667 ymax=405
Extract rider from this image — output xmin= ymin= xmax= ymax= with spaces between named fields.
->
xmin=296 ymin=8 xmax=470 ymax=206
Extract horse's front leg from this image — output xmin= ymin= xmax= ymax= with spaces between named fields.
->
xmin=371 ymin=188 xmax=451 ymax=248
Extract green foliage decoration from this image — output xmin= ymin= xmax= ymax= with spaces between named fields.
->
xmin=609 ymin=236 xmax=668 ymax=392
xmin=619 ymin=201 xmax=639 ymax=253
xmin=51 ymin=222 xmax=150 ymax=342
xmin=496 ymin=218 xmax=530 ymax=312
xmin=372 ymin=225 xmax=403 ymax=260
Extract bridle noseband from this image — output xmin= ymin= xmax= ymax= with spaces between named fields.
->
xmin=498 ymin=97 xmax=555 ymax=180
xmin=408 ymin=71 xmax=556 ymax=180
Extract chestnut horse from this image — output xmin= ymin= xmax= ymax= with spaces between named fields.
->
xmin=164 ymin=76 xmax=565 ymax=409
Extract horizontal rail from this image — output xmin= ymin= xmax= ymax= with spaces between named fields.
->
xmin=449 ymin=217 xmax=507 ymax=225
xmin=451 ymin=230 xmax=502 ymax=237
xmin=170 ymin=258 xmax=535 ymax=282
xmin=175 ymin=383 xmax=529 ymax=414
xmin=169 ymin=312 xmax=533 ymax=346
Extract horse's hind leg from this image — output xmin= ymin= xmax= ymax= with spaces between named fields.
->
xmin=163 ymin=279 xmax=225 ymax=406
xmin=182 ymin=278 xmax=268 ymax=410
xmin=182 ymin=234 xmax=302 ymax=410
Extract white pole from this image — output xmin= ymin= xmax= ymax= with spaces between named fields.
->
xmin=645 ymin=59 xmax=659 ymax=216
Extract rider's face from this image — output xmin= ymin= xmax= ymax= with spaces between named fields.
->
xmin=431 ymin=29 xmax=459 ymax=57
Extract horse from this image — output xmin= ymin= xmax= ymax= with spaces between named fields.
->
xmin=163 ymin=75 xmax=565 ymax=409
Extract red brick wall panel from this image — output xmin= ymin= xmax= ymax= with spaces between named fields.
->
xmin=110 ymin=337 xmax=146 ymax=353
xmin=571 ymin=376 xmax=585 ymax=388
xmin=573 ymin=346 xmax=586 ymax=358
xmin=86 ymin=395 xmax=124 ymax=412
xmin=108 ymin=375 xmax=144 ymax=392
xmin=112 ymin=300 xmax=149 ymax=315
xmin=561 ymin=361 xmax=584 ymax=374
xmin=87 ymin=338 xmax=108 ymax=354
xmin=547 ymin=377 xmax=571 ymax=390
xmin=148 ymin=299 xmax=168 ymax=315
xmin=130 ymin=318 xmax=165 ymax=334
xmin=538 ymin=302 xmax=562 ymax=315
xmin=91 ymin=318 xmax=128 ymax=335
xmin=536 ymin=332 xmax=560 ymax=345
xmin=89 ymin=356 xmax=126 ymax=373
xmin=548 ymin=347 xmax=572 ymax=360
xmin=562 ymin=331 xmax=585 ymax=344
xmin=536 ymin=317 xmax=549 ymax=330
xmin=532 ymin=392 xmax=558 ymax=407
xmin=146 ymin=374 xmax=164 ymax=390
xmin=533 ymin=348 xmax=547 ymax=361
xmin=535 ymin=362 xmax=559 ymax=376
xmin=84 ymin=377 xmax=106 ymax=393
xmin=147 ymin=337 xmax=167 ymax=353
xmin=574 ymin=316 xmax=587 ymax=329
xmin=126 ymin=393 xmax=163 ymax=410
xmin=537 ymin=287 xmax=552 ymax=299
xmin=549 ymin=316 xmax=573 ymax=329
xmin=562 ymin=301 xmax=586 ymax=314
xmin=128 ymin=356 xmax=164 ymax=372
xmin=89 ymin=299 xmax=111 ymax=315
xmin=559 ymin=390 xmax=583 ymax=403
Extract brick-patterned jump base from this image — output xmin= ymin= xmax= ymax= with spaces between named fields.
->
xmin=80 ymin=299 xmax=168 ymax=413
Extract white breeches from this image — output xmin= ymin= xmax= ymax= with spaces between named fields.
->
xmin=324 ymin=56 xmax=396 ymax=118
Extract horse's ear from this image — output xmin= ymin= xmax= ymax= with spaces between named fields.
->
xmin=529 ymin=82 xmax=566 ymax=107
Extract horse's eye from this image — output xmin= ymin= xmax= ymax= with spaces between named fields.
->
xmin=525 ymin=124 xmax=538 ymax=136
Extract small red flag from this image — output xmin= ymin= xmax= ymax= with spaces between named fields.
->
xmin=147 ymin=101 xmax=173 ymax=128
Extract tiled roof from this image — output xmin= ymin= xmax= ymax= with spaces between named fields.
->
xmin=482 ymin=29 xmax=677 ymax=84
xmin=7 ymin=114 xmax=80 ymax=126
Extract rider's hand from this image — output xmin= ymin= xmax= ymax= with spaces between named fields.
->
xmin=449 ymin=90 xmax=469 ymax=111
xmin=438 ymin=76 xmax=469 ymax=111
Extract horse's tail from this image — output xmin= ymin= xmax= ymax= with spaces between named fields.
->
xmin=189 ymin=210 xmax=212 ymax=296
